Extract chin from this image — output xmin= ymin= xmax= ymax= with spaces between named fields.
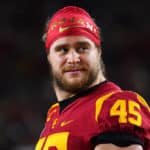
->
xmin=64 ymin=77 xmax=89 ymax=91
xmin=66 ymin=77 xmax=85 ymax=85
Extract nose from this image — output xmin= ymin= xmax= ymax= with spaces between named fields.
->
xmin=66 ymin=49 xmax=80 ymax=64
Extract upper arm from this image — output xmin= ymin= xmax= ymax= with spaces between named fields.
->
xmin=96 ymin=91 xmax=150 ymax=128
xmin=94 ymin=143 xmax=143 ymax=150
xmin=93 ymin=91 xmax=150 ymax=148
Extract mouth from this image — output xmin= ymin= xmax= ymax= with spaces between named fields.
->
xmin=64 ymin=70 xmax=83 ymax=76
xmin=63 ymin=65 xmax=87 ymax=75
xmin=65 ymin=69 xmax=83 ymax=72
xmin=63 ymin=68 xmax=86 ymax=76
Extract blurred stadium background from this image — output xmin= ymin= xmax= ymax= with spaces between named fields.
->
xmin=0 ymin=0 xmax=150 ymax=149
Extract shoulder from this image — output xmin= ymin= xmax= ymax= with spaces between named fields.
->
xmin=95 ymin=88 xmax=150 ymax=109
xmin=47 ymin=103 xmax=59 ymax=114
xmin=46 ymin=103 xmax=59 ymax=121
xmin=108 ymin=90 xmax=149 ymax=111
xmin=95 ymin=89 xmax=150 ymax=128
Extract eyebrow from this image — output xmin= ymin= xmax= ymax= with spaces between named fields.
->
xmin=54 ymin=44 xmax=69 ymax=50
xmin=54 ymin=41 xmax=91 ymax=49
xmin=75 ymin=41 xmax=90 ymax=47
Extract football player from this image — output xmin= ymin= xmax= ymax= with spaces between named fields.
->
xmin=35 ymin=6 xmax=150 ymax=150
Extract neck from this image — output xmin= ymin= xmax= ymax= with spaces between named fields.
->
xmin=54 ymin=73 xmax=106 ymax=102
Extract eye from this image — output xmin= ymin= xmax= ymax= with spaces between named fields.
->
xmin=77 ymin=46 xmax=89 ymax=53
xmin=56 ymin=47 xmax=68 ymax=54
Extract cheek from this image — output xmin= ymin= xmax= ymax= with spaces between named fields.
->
xmin=49 ymin=56 xmax=65 ymax=72
xmin=87 ymin=54 xmax=100 ymax=67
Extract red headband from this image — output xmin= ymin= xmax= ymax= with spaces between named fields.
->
xmin=45 ymin=6 xmax=101 ymax=52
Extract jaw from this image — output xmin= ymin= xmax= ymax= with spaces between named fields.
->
xmin=53 ymin=70 xmax=105 ymax=101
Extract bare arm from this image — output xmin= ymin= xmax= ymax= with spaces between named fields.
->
xmin=94 ymin=144 xmax=143 ymax=150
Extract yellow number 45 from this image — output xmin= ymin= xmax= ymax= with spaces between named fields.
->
xmin=110 ymin=100 xmax=142 ymax=126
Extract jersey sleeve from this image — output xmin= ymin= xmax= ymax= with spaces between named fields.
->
xmin=95 ymin=91 xmax=150 ymax=149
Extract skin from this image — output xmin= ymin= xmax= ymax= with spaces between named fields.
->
xmin=95 ymin=144 xmax=143 ymax=150
xmin=47 ymin=36 xmax=105 ymax=101
xmin=47 ymin=36 xmax=143 ymax=150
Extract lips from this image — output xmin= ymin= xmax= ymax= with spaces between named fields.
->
xmin=63 ymin=67 xmax=86 ymax=73
xmin=62 ymin=65 xmax=87 ymax=74
xmin=65 ymin=69 xmax=83 ymax=72
xmin=63 ymin=67 xmax=86 ymax=74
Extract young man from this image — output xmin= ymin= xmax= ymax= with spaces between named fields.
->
xmin=35 ymin=6 xmax=150 ymax=150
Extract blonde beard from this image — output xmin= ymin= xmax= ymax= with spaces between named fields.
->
xmin=52 ymin=67 xmax=99 ymax=93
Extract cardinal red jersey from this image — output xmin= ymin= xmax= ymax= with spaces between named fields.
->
xmin=35 ymin=81 xmax=150 ymax=150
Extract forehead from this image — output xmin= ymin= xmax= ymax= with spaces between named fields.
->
xmin=50 ymin=36 xmax=96 ymax=49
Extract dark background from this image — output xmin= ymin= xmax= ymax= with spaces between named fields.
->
xmin=0 ymin=0 xmax=150 ymax=149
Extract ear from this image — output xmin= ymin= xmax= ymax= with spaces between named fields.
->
xmin=96 ymin=46 xmax=102 ymax=56
xmin=47 ymin=52 xmax=51 ymax=64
